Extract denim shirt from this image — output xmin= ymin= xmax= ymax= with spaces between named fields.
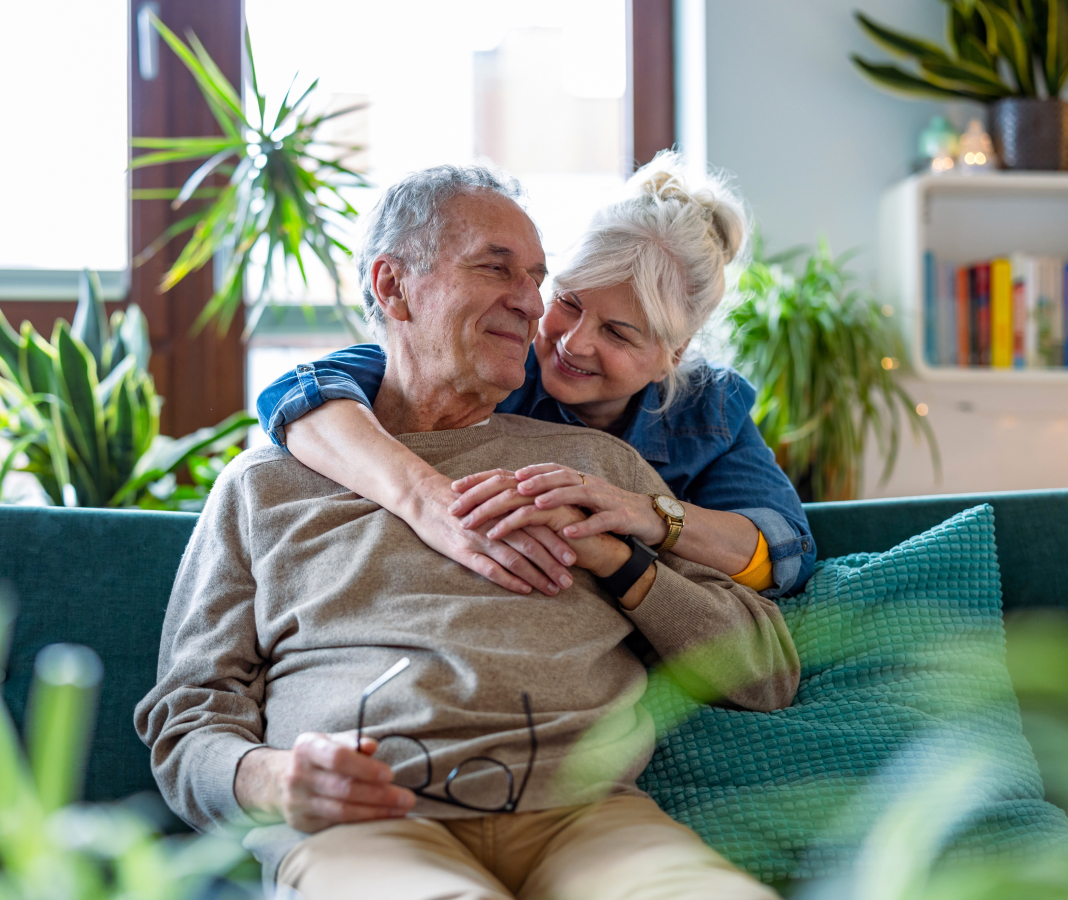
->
xmin=257 ymin=345 xmax=816 ymax=597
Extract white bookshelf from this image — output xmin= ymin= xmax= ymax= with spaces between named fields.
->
xmin=878 ymin=172 xmax=1068 ymax=383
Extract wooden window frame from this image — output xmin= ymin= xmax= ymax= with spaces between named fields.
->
xmin=5 ymin=1 xmax=674 ymax=434
xmin=629 ymin=0 xmax=676 ymax=170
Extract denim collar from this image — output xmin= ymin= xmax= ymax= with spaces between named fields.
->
xmin=527 ymin=371 xmax=671 ymax=466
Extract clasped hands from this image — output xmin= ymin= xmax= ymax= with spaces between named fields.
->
xmin=400 ymin=463 xmax=669 ymax=598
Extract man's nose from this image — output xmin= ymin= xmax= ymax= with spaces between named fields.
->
xmin=509 ymin=271 xmax=545 ymax=320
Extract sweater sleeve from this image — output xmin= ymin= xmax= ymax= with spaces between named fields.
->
xmin=133 ymin=458 xmax=266 ymax=832
xmin=622 ymin=455 xmax=800 ymax=712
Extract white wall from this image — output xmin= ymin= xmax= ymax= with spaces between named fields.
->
xmin=684 ymin=0 xmax=1068 ymax=498
xmin=698 ymin=0 xmax=964 ymax=281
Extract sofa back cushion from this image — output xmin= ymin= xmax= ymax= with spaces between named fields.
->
xmin=0 ymin=506 xmax=197 ymax=802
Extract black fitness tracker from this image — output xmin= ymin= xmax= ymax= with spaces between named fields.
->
xmin=598 ymin=534 xmax=658 ymax=600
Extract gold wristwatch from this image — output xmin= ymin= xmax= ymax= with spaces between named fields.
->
xmin=648 ymin=493 xmax=685 ymax=553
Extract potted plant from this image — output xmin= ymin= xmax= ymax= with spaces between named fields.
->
xmin=852 ymin=1 xmax=1068 ymax=170
xmin=0 ymin=272 xmax=254 ymax=510
xmin=131 ymin=15 xmax=369 ymax=337
xmin=726 ymin=240 xmax=939 ymax=502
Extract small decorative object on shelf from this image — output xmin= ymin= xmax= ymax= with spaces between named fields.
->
xmin=958 ymin=119 xmax=998 ymax=174
xmin=918 ymin=115 xmax=959 ymax=174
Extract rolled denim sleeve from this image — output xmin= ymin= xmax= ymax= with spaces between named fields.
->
xmin=254 ymin=344 xmax=388 ymax=448
xmin=684 ymin=375 xmax=817 ymax=598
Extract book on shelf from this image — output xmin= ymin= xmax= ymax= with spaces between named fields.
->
xmin=921 ymin=251 xmax=1068 ymax=369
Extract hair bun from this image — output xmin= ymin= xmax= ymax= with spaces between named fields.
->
xmin=628 ymin=150 xmax=748 ymax=266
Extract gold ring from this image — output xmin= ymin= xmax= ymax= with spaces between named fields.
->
xmin=578 ymin=473 xmax=586 ymax=486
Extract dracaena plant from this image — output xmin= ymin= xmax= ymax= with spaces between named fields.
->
xmin=0 ymin=271 xmax=254 ymax=510
xmin=131 ymin=14 xmax=369 ymax=337
xmin=852 ymin=0 xmax=1068 ymax=102
xmin=726 ymin=239 xmax=940 ymax=502
xmin=0 ymin=594 xmax=254 ymax=900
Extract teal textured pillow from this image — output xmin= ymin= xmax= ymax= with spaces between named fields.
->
xmin=638 ymin=504 xmax=1068 ymax=883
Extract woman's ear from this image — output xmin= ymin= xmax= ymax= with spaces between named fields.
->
xmin=651 ymin=339 xmax=691 ymax=383
xmin=372 ymin=255 xmax=410 ymax=322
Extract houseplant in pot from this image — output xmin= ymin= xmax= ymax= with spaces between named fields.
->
xmin=851 ymin=1 xmax=1068 ymax=170
xmin=131 ymin=15 xmax=370 ymax=337
xmin=725 ymin=239 xmax=939 ymax=502
xmin=0 ymin=271 xmax=254 ymax=511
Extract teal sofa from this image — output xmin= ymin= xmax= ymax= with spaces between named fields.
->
xmin=1 ymin=490 xmax=1066 ymax=841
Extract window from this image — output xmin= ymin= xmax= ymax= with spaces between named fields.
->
xmin=243 ymin=0 xmax=630 ymax=443
xmin=0 ymin=1 xmax=129 ymax=300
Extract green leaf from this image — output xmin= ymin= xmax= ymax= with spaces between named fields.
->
xmin=149 ymin=14 xmax=244 ymax=137
xmin=0 ymin=306 xmax=21 ymax=381
xmin=110 ymin=410 xmax=254 ymax=506
xmin=132 ymin=209 xmax=208 ymax=267
xmin=919 ymin=57 xmax=1012 ymax=93
xmin=55 ymin=322 xmax=106 ymax=496
xmin=19 ymin=322 xmax=56 ymax=398
xmin=854 ymin=11 xmax=952 ymax=61
xmin=71 ymin=270 xmax=109 ymax=373
xmin=245 ymin=26 xmax=267 ymax=126
xmin=24 ymin=643 xmax=103 ymax=812
xmin=987 ymin=4 xmax=1037 ymax=93
xmin=850 ymin=55 xmax=989 ymax=100
xmin=172 ymin=146 xmax=240 ymax=209
xmin=119 ymin=304 xmax=152 ymax=372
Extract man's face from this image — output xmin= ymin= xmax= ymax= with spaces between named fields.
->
xmin=398 ymin=191 xmax=547 ymax=400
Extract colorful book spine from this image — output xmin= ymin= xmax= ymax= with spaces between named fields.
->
xmin=1010 ymin=254 xmax=1027 ymax=368
xmin=957 ymin=265 xmax=971 ymax=367
xmin=990 ymin=258 xmax=1013 ymax=368
xmin=975 ymin=263 xmax=991 ymax=366
xmin=923 ymin=250 xmax=938 ymax=365
xmin=939 ymin=260 xmax=957 ymax=366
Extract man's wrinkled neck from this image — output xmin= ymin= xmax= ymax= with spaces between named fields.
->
xmin=373 ymin=357 xmax=501 ymax=435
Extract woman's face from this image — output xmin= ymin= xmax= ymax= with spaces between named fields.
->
xmin=533 ymin=282 xmax=676 ymax=430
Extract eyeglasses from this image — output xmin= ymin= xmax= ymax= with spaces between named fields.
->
xmin=356 ymin=658 xmax=537 ymax=814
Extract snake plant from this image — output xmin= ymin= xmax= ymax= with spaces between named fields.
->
xmin=0 ymin=593 xmax=252 ymax=900
xmin=728 ymin=240 xmax=940 ymax=502
xmin=853 ymin=0 xmax=1068 ymax=101
xmin=131 ymin=15 xmax=369 ymax=338
xmin=0 ymin=271 xmax=254 ymax=510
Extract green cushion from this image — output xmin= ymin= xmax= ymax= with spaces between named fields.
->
xmin=803 ymin=489 xmax=1068 ymax=612
xmin=0 ymin=506 xmax=197 ymax=802
xmin=638 ymin=504 xmax=1068 ymax=883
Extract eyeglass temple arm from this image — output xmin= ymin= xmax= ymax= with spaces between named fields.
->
xmin=356 ymin=657 xmax=411 ymax=744
xmin=512 ymin=692 xmax=537 ymax=808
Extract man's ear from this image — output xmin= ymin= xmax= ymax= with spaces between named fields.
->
xmin=371 ymin=255 xmax=410 ymax=322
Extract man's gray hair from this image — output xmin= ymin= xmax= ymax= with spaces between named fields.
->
xmin=358 ymin=164 xmax=525 ymax=341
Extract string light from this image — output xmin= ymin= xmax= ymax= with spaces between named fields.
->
xmin=881 ymin=305 xmax=894 ymax=317
xmin=881 ymin=357 xmax=900 ymax=370
xmin=916 ymin=403 xmax=929 ymax=416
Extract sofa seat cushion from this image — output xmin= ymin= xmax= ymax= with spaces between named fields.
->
xmin=637 ymin=504 xmax=1068 ymax=883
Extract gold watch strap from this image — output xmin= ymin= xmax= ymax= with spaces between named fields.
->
xmin=648 ymin=493 xmax=684 ymax=553
xmin=655 ymin=521 xmax=683 ymax=553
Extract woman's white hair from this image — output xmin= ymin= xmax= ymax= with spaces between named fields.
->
xmin=553 ymin=150 xmax=750 ymax=410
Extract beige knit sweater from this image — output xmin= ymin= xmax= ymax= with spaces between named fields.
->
xmin=135 ymin=414 xmax=798 ymax=876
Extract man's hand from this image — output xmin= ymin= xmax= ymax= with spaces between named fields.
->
xmin=234 ymin=734 xmax=416 ymax=833
xmin=403 ymin=471 xmax=576 ymax=596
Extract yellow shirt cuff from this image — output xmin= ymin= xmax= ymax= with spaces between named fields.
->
xmin=731 ymin=530 xmax=773 ymax=592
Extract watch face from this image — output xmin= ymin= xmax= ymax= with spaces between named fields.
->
xmin=656 ymin=496 xmax=685 ymax=519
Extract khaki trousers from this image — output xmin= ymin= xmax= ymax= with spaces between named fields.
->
xmin=276 ymin=795 xmax=778 ymax=900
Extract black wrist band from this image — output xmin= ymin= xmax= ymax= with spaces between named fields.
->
xmin=597 ymin=534 xmax=658 ymax=600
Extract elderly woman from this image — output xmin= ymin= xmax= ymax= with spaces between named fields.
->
xmin=257 ymin=154 xmax=815 ymax=599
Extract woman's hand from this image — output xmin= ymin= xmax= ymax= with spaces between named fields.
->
xmin=403 ymin=470 xmax=576 ymax=596
xmin=451 ymin=464 xmax=669 ymax=548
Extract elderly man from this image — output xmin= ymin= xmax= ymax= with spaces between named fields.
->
xmin=136 ymin=166 xmax=798 ymax=900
